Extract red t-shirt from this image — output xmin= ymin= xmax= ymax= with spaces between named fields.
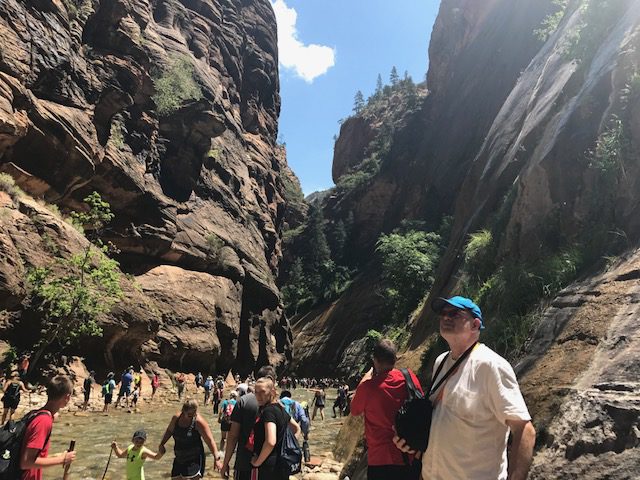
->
xmin=21 ymin=411 xmax=53 ymax=480
xmin=350 ymin=368 xmax=423 ymax=466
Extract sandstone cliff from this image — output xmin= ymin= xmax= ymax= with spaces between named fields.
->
xmin=0 ymin=0 xmax=293 ymax=374
xmin=289 ymin=0 xmax=640 ymax=476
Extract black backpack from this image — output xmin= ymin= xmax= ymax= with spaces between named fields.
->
xmin=395 ymin=343 xmax=477 ymax=452
xmin=276 ymin=424 xmax=303 ymax=475
xmin=0 ymin=410 xmax=51 ymax=478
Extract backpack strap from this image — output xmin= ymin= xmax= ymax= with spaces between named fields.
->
xmin=399 ymin=368 xmax=423 ymax=400
xmin=428 ymin=341 xmax=477 ymax=397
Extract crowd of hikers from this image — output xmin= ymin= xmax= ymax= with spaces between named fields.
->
xmin=0 ymin=295 xmax=538 ymax=479
xmin=0 ymin=358 xmax=346 ymax=479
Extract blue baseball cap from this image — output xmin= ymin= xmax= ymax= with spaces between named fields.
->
xmin=431 ymin=296 xmax=484 ymax=329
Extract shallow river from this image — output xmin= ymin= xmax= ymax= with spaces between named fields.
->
xmin=46 ymin=388 xmax=344 ymax=479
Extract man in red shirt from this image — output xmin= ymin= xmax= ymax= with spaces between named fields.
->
xmin=350 ymin=338 xmax=422 ymax=480
xmin=19 ymin=375 xmax=76 ymax=479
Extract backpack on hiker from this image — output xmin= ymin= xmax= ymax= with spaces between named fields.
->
xmin=280 ymin=397 xmax=296 ymax=417
xmin=276 ymin=426 xmax=302 ymax=475
xmin=0 ymin=410 xmax=51 ymax=479
xmin=395 ymin=343 xmax=477 ymax=452
xmin=101 ymin=380 xmax=111 ymax=396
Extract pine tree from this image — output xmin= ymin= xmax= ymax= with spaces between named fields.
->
xmin=390 ymin=66 xmax=399 ymax=86
xmin=353 ymin=90 xmax=365 ymax=114
xmin=375 ymin=74 xmax=383 ymax=95
xmin=302 ymin=205 xmax=331 ymax=294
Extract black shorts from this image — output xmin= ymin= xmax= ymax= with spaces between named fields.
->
xmin=171 ymin=453 xmax=205 ymax=478
xmin=220 ymin=420 xmax=231 ymax=432
xmin=367 ymin=463 xmax=421 ymax=480
xmin=84 ymin=391 xmax=90 ymax=402
xmin=104 ymin=393 xmax=113 ymax=404
xmin=2 ymin=396 xmax=19 ymax=410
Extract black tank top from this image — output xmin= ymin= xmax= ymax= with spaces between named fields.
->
xmin=173 ymin=414 xmax=204 ymax=462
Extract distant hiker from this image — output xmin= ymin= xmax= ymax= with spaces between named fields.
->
xmin=81 ymin=371 xmax=95 ymax=411
xmin=102 ymin=372 xmax=116 ymax=413
xmin=133 ymin=369 xmax=143 ymax=395
xmin=175 ymin=373 xmax=186 ymax=400
xmin=212 ymin=383 xmax=222 ymax=415
xmin=111 ymin=429 xmax=162 ymax=480
xmin=19 ymin=375 xmax=76 ymax=479
xmin=17 ymin=355 xmax=30 ymax=382
xmin=249 ymin=377 xmax=301 ymax=479
xmin=220 ymin=366 xmax=275 ymax=480
xmin=351 ymin=338 xmax=423 ymax=480
xmin=151 ymin=373 xmax=159 ymax=401
xmin=2 ymin=372 xmax=29 ymax=424
xmin=311 ymin=386 xmax=326 ymax=421
xmin=203 ymin=376 xmax=213 ymax=405
xmin=116 ymin=368 xmax=134 ymax=408
xmin=393 ymin=296 xmax=535 ymax=480
xmin=131 ymin=385 xmax=140 ymax=408
xmin=332 ymin=384 xmax=348 ymax=418
xmin=218 ymin=391 xmax=237 ymax=451
xmin=195 ymin=372 xmax=203 ymax=391
xmin=279 ymin=390 xmax=309 ymax=440
xmin=158 ymin=398 xmax=222 ymax=478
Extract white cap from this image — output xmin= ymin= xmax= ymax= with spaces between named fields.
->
xmin=236 ymin=383 xmax=248 ymax=396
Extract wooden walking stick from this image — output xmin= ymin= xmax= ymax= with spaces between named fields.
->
xmin=62 ymin=439 xmax=75 ymax=480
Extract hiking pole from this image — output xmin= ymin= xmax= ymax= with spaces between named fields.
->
xmin=62 ymin=439 xmax=75 ymax=480
xmin=101 ymin=444 xmax=114 ymax=480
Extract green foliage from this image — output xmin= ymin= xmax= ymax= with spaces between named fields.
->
xmin=281 ymin=174 xmax=304 ymax=205
xmin=281 ymin=258 xmax=312 ymax=315
xmin=206 ymin=148 xmax=220 ymax=160
xmin=463 ymin=229 xmax=495 ymax=283
xmin=152 ymin=55 xmax=203 ymax=116
xmin=205 ymin=233 xmax=224 ymax=258
xmin=353 ymin=90 xmax=365 ymax=114
xmin=534 ymin=0 xmax=568 ymax=41
xmin=562 ymin=0 xmax=627 ymax=63
xmin=62 ymin=0 xmax=93 ymax=21
xmin=390 ymin=66 xmax=399 ymax=86
xmin=376 ymin=230 xmax=441 ymax=321
xmin=26 ymin=192 xmax=123 ymax=371
xmin=0 ymin=346 xmax=17 ymax=374
xmin=0 ymin=173 xmax=23 ymax=204
xmin=588 ymin=116 xmax=628 ymax=180
xmin=109 ymin=118 xmax=125 ymax=150
xmin=335 ymin=157 xmax=380 ymax=195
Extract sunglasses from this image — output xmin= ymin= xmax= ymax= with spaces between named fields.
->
xmin=439 ymin=309 xmax=470 ymax=320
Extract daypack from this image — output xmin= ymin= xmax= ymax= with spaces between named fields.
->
xmin=395 ymin=342 xmax=477 ymax=452
xmin=276 ymin=426 xmax=302 ymax=475
xmin=0 ymin=410 xmax=51 ymax=479
xmin=3 ymin=383 xmax=19 ymax=401
xmin=101 ymin=380 xmax=111 ymax=396
xmin=279 ymin=397 xmax=296 ymax=417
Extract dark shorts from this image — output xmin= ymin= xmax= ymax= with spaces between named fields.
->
xmin=104 ymin=393 xmax=113 ymax=404
xmin=2 ymin=396 xmax=19 ymax=410
xmin=367 ymin=463 xmax=421 ymax=480
xmin=84 ymin=391 xmax=90 ymax=402
xmin=119 ymin=388 xmax=130 ymax=397
xmin=220 ymin=420 xmax=231 ymax=432
xmin=171 ymin=453 xmax=205 ymax=478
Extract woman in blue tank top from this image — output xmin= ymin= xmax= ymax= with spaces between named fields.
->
xmin=158 ymin=398 xmax=222 ymax=479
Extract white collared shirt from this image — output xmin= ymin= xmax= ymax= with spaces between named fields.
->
xmin=422 ymin=344 xmax=531 ymax=480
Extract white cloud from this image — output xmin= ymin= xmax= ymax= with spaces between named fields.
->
xmin=271 ymin=0 xmax=336 ymax=83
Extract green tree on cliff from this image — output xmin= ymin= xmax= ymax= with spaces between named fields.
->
xmin=375 ymin=74 xmax=384 ymax=96
xmin=302 ymin=205 xmax=331 ymax=292
xmin=353 ymin=90 xmax=365 ymax=114
xmin=390 ymin=66 xmax=399 ymax=86
xmin=26 ymin=192 xmax=123 ymax=373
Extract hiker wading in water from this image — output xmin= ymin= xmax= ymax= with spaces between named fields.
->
xmin=158 ymin=398 xmax=222 ymax=479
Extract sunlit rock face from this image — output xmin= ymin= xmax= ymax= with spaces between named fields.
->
xmin=0 ymin=0 xmax=293 ymax=374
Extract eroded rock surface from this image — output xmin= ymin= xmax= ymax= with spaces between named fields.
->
xmin=0 ymin=0 xmax=293 ymax=373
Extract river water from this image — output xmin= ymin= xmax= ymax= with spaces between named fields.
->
xmin=45 ymin=388 xmax=344 ymax=479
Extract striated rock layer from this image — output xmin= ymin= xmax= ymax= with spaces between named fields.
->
xmin=0 ymin=0 xmax=293 ymax=374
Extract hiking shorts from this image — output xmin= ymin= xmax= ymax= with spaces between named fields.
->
xmin=367 ymin=463 xmax=421 ymax=480
xmin=2 ymin=395 xmax=19 ymax=410
xmin=171 ymin=452 xmax=205 ymax=479
xmin=220 ymin=420 xmax=231 ymax=432
xmin=104 ymin=393 xmax=113 ymax=404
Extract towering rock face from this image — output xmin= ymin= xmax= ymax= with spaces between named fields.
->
xmin=0 ymin=0 xmax=293 ymax=374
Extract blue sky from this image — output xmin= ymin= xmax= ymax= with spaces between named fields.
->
xmin=272 ymin=0 xmax=441 ymax=195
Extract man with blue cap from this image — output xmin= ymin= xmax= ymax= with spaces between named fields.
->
xmin=395 ymin=296 xmax=536 ymax=480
